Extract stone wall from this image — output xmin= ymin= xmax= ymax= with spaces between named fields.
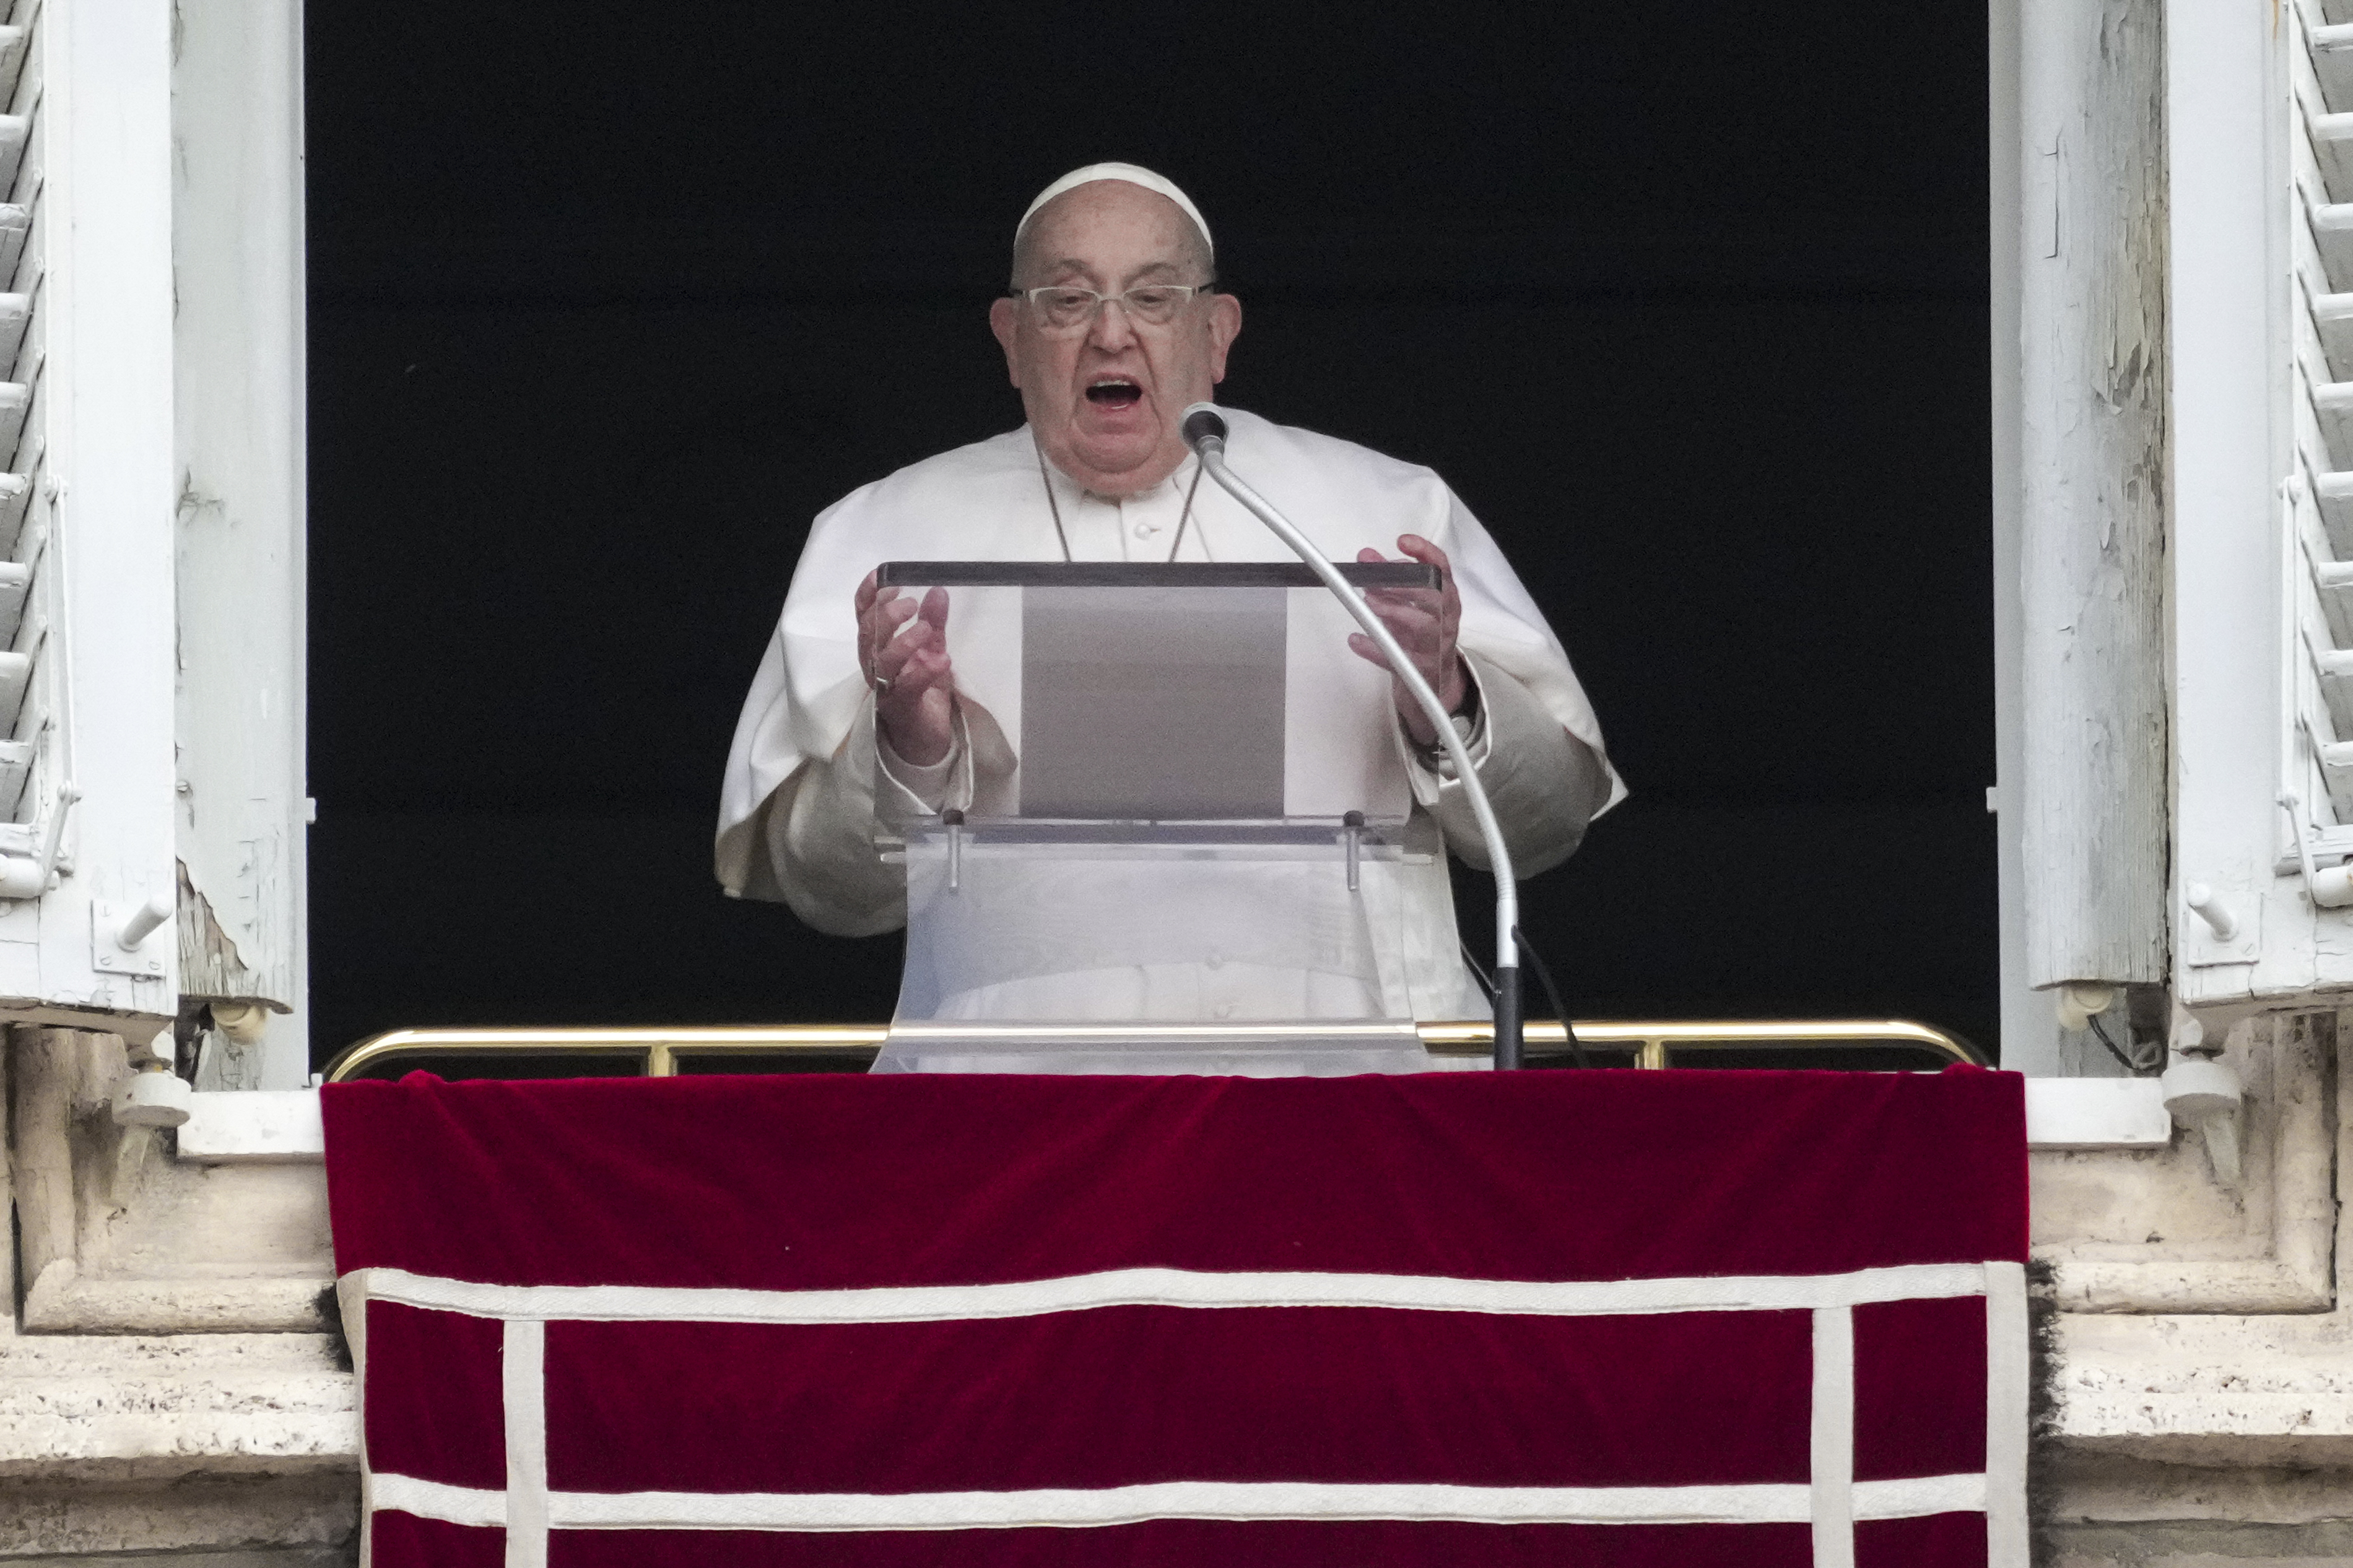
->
xmin=2035 ymin=1013 xmax=2353 ymax=1563
xmin=1 ymin=1028 xmax=352 ymax=1563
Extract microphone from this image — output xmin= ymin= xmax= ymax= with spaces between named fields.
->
xmin=1176 ymin=401 xmax=1526 ymax=1070
xmin=1181 ymin=404 xmax=1228 ymax=455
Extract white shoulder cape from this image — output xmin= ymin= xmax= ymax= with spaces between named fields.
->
xmin=717 ymin=408 xmax=1622 ymax=899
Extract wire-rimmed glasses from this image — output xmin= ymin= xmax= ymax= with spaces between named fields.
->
xmin=1012 ymin=283 xmax=1209 ymax=333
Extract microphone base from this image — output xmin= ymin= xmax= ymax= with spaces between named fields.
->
xmin=1493 ymin=966 xmax=1524 ymax=1072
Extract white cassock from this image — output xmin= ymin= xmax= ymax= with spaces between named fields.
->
xmin=716 ymin=407 xmax=1625 ymax=1042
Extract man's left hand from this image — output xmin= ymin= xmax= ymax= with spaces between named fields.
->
xmin=1346 ymin=534 xmax=1468 ymax=747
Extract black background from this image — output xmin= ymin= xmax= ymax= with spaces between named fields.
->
xmin=304 ymin=4 xmax=1996 ymax=1065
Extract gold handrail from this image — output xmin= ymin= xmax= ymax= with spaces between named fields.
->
xmin=323 ymin=1019 xmax=1983 ymax=1083
xmin=1419 ymin=1018 xmax=1983 ymax=1067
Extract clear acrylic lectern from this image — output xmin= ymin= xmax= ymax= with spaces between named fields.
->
xmin=867 ymin=561 xmax=1451 ymax=1075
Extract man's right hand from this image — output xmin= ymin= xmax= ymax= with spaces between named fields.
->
xmin=856 ymin=572 xmax=957 ymax=767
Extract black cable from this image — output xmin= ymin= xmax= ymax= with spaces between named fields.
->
xmin=1514 ymin=927 xmax=1590 ymax=1069
xmin=2087 ymin=1015 xmax=2142 ymax=1075
xmin=1459 ymin=940 xmax=1498 ymax=1007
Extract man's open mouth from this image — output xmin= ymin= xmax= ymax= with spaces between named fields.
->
xmin=1085 ymin=378 xmax=1142 ymax=410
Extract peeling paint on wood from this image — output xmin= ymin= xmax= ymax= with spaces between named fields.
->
xmin=2019 ymin=0 xmax=2172 ymax=989
xmin=170 ymin=859 xmax=273 ymax=1005
xmin=172 ymin=860 xmax=289 ymax=1006
xmin=169 ymin=0 xmax=307 ymax=1058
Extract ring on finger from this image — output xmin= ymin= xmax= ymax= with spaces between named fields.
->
xmin=871 ymin=674 xmax=892 ymax=698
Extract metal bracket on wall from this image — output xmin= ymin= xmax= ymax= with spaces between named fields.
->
xmin=90 ymin=891 xmax=172 ymax=976
xmin=2182 ymin=881 xmax=2263 ymax=965
xmin=0 ymin=781 xmax=75 ymax=899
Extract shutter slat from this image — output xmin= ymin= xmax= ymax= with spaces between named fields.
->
xmin=0 ymin=473 xmax=32 ymax=562
xmin=2307 ymin=379 xmax=2353 ymax=469
xmin=0 ymin=206 xmax=33 ymax=294
xmin=0 ymin=557 xmax=32 ymax=648
xmin=2312 ymin=557 xmax=2353 ymax=648
xmin=2307 ymin=108 xmax=2353 ymax=199
xmin=2317 ymin=740 xmax=2353 ymax=821
xmin=0 ymin=646 xmax=30 ymax=732
xmin=2312 ymin=646 xmax=2353 ymax=737
xmin=2307 ymin=289 xmax=2353 ymax=378
xmin=0 ymin=736 xmax=32 ymax=820
xmin=2311 ymin=21 xmax=2353 ymax=109
xmin=2303 ymin=199 xmax=2353 ymax=290
xmin=0 ymin=381 xmax=33 ymax=472
xmin=0 ymin=28 xmax=27 ymax=116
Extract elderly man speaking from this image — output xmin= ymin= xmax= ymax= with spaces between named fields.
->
xmin=717 ymin=163 xmax=1622 ymax=1029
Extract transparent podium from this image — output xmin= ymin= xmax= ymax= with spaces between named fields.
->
xmin=866 ymin=561 xmax=1459 ymax=1075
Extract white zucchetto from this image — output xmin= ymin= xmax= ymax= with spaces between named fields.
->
xmin=1014 ymin=162 xmax=1213 ymax=258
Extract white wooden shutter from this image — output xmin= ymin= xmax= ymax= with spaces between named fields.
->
xmin=169 ymin=0 xmax=307 ymax=1066
xmin=0 ymin=0 xmax=186 ymax=1035
xmin=2171 ymin=0 xmax=2353 ymax=1010
xmin=0 ymin=0 xmax=308 ymax=1080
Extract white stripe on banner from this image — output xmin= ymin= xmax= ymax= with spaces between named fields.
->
xmin=503 ymin=1319 xmax=549 ymax=1567
xmin=351 ymin=1261 xmax=1991 ymax=1325
xmin=368 ymin=1471 xmax=1988 ymax=1532
xmin=1983 ymin=1260 xmax=2030 ymax=1566
xmin=376 ymin=1473 xmax=508 ymax=1527
xmin=342 ymin=1274 xmax=376 ymax=1568
xmin=1810 ymin=1306 xmax=1855 ymax=1568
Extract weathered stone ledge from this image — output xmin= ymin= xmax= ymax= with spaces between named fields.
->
xmin=0 ymin=1332 xmax=354 ymax=1484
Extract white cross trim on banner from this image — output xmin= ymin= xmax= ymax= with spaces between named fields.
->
xmin=376 ymin=1470 xmax=1992 ymax=1531
xmin=348 ymin=1259 xmax=2032 ymax=1568
xmin=352 ymin=1258 xmax=2004 ymax=1323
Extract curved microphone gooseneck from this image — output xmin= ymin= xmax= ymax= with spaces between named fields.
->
xmin=1179 ymin=402 xmax=1524 ymax=1070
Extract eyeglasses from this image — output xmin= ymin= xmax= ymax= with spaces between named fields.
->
xmin=1012 ymin=283 xmax=1209 ymax=332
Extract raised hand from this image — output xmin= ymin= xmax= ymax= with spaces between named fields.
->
xmin=1345 ymin=534 xmax=1467 ymax=747
xmin=855 ymin=572 xmax=957 ymax=767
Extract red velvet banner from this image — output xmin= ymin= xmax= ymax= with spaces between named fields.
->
xmin=325 ymin=1068 xmax=2027 ymax=1566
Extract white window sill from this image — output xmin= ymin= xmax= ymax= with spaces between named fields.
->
xmin=175 ymin=1088 xmax=324 ymax=1163
xmin=165 ymin=1076 xmax=2173 ymax=1161
xmin=2024 ymin=1077 xmax=2172 ymax=1150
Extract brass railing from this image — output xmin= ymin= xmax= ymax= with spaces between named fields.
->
xmin=324 ymin=1020 xmax=1983 ymax=1083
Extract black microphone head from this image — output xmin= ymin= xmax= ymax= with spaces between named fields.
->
xmin=1180 ymin=402 xmax=1228 ymax=451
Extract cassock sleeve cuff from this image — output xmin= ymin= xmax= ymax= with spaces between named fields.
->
xmin=875 ymin=706 xmax=970 ymax=816
xmin=1401 ymin=659 xmax=1494 ymax=793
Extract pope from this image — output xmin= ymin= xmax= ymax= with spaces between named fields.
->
xmin=717 ymin=163 xmax=1623 ymax=1024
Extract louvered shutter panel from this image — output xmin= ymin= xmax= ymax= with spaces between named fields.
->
xmin=2168 ymin=0 xmax=2353 ymax=1005
xmin=2290 ymin=2 xmax=2353 ymax=849
xmin=0 ymin=0 xmax=188 ymax=1029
